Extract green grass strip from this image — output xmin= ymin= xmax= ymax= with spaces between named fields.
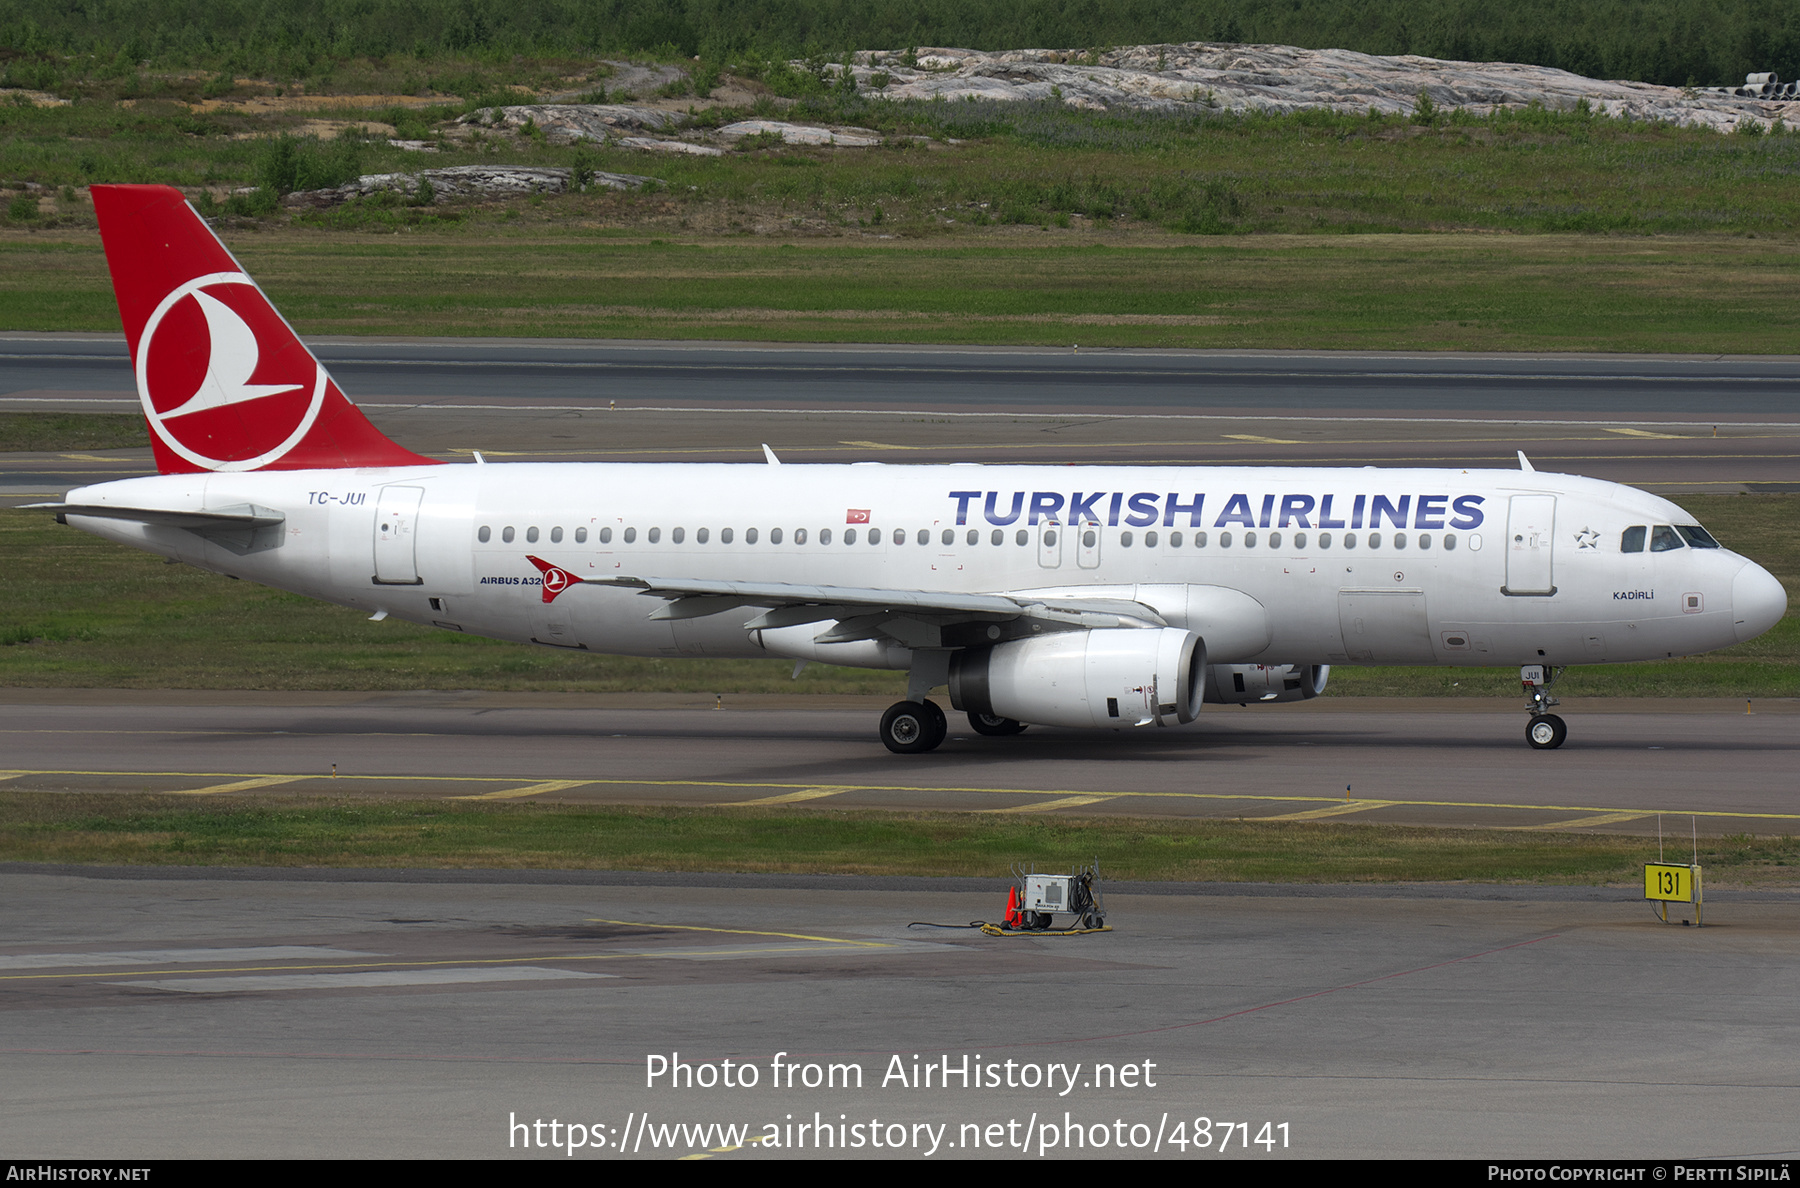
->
xmin=3 ymin=793 xmax=1796 ymax=886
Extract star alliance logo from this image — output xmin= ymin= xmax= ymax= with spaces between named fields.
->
xmin=1574 ymin=527 xmax=1600 ymax=550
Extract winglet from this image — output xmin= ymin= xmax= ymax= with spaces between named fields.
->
xmin=762 ymin=444 xmax=781 ymax=465
xmin=1517 ymin=450 xmax=1535 ymax=472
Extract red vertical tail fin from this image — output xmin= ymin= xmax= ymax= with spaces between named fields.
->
xmin=92 ymin=184 xmax=438 ymax=474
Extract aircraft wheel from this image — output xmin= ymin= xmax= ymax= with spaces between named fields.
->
xmin=967 ymin=711 xmax=1028 ymax=737
xmin=1526 ymin=714 xmax=1567 ymax=750
xmin=880 ymin=701 xmax=943 ymax=754
xmin=920 ymin=699 xmax=948 ymax=748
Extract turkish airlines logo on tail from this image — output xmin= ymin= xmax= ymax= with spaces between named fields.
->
xmin=137 ymin=271 xmax=324 ymax=472
xmin=525 ymin=555 xmax=584 ymax=603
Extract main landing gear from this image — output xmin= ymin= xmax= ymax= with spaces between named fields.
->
xmin=1522 ymin=664 xmax=1568 ymax=750
xmin=879 ymin=699 xmax=947 ymax=754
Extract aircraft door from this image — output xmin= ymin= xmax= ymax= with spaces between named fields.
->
xmin=1077 ymin=519 xmax=1101 ymax=569
xmin=1038 ymin=519 xmax=1063 ymax=569
xmin=1504 ymin=495 xmax=1557 ymax=595
xmin=1337 ymin=589 xmax=1434 ymax=662
xmin=373 ymin=485 xmax=425 ymax=585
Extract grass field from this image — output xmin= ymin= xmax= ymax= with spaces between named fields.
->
xmin=4 ymin=793 xmax=1795 ymax=885
xmin=2 ymin=495 xmax=1794 ymax=696
xmin=6 ymin=228 xmax=1800 ymax=353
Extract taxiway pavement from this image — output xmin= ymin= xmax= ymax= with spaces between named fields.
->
xmin=2 ymin=867 xmax=1795 ymax=1159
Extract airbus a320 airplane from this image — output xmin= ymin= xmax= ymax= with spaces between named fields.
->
xmin=36 ymin=185 xmax=1788 ymax=753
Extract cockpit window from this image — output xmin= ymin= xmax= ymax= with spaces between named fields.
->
xmin=1649 ymin=525 xmax=1684 ymax=552
xmin=1621 ymin=526 xmax=1645 ymax=553
xmin=1676 ymin=525 xmax=1720 ymax=548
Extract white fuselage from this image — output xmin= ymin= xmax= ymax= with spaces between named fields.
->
xmin=62 ymin=462 xmax=1781 ymax=671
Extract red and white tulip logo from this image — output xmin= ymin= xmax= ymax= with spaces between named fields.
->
xmin=137 ymin=271 xmax=325 ymax=471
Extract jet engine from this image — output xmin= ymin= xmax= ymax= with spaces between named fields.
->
xmin=1203 ymin=663 xmax=1331 ymax=705
xmin=949 ymin=627 xmax=1206 ymax=728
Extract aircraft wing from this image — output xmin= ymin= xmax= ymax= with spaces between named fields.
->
xmin=590 ymin=574 xmax=1166 ymax=641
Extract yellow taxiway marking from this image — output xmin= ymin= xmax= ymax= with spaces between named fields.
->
xmin=1604 ymin=427 xmax=1685 ymax=439
xmin=453 ymin=779 xmax=593 ymax=801
xmin=169 ymin=775 xmax=308 ymax=796
xmin=585 ymin=919 xmax=889 ymax=948
xmin=724 ymin=785 xmax=857 ymax=806
xmin=986 ymin=794 xmax=1122 ymax=814
xmin=1222 ymin=433 xmax=1303 ymax=444
xmin=838 ymin=439 xmax=917 ymax=450
xmin=1502 ymin=811 xmax=1653 ymax=831
xmin=9 ymin=770 xmax=1800 ymax=823
xmin=1261 ymin=799 xmax=1399 ymax=821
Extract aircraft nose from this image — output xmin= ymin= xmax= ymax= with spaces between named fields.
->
xmin=1732 ymin=561 xmax=1788 ymax=643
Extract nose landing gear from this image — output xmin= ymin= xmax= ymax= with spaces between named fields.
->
xmin=1522 ymin=664 xmax=1567 ymax=749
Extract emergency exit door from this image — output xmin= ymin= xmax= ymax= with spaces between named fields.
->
xmin=1503 ymin=495 xmax=1557 ymax=596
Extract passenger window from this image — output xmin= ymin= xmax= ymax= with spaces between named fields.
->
xmin=894 ymin=528 xmax=906 ymax=545
xmin=1244 ymin=532 xmax=1256 ymax=548
xmin=1293 ymin=532 xmax=1306 ymax=549
xmin=942 ymin=529 xmax=954 ymax=546
xmin=918 ymin=529 xmax=931 ymax=545
xmin=1145 ymin=531 xmax=1158 ymax=548
xmin=550 ymin=526 xmax=563 ymax=543
xmin=503 ymin=526 xmax=516 ymax=543
xmin=575 ymin=527 xmax=587 ymax=543
xmin=871 ymin=529 xmax=883 ymax=546
xmin=1195 ymin=531 xmax=1208 ymax=548
xmin=844 ymin=528 xmax=856 ymax=544
xmin=990 ymin=529 xmax=1002 ymax=546
xmin=745 ymin=527 xmax=758 ymax=544
xmin=648 ymin=527 xmax=661 ymax=543
xmin=966 ymin=529 xmax=978 ymax=546
xmin=721 ymin=527 xmax=734 ymax=544
xmin=1170 ymin=531 xmax=1183 ymax=548
xmin=696 ymin=527 xmax=709 ymax=544
xmin=1318 ymin=533 xmax=1331 ymax=549
xmin=478 ymin=526 xmax=491 ymax=543
xmin=1418 ymin=533 xmax=1430 ymax=550
xmin=795 ymin=528 xmax=807 ymax=545
xmin=1621 ymin=526 xmax=1646 ymax=553
xmin=1393 ymin=533 xmax=1406 ymax=551
xmin=1120 ymin=531 xmax=1134 ymax=547
xmin=1268 ymin=532 xmax=1281 ymax=550
xmin=1370 ymin=533 xmax=1383 ymax=548
xmin=770 ymin=528 xmax=783 ymax=544
xmin=671 ymin=527 xmax=684 ymax=543
xmin=599 ymin=527 xmax=613 ymax=544
xmin=1343 ymin=534 xmax=1356 ymax=550
xmin=1650 ymin=525 xmax=1683 ymax=552
xmin=820 ymin=529 xmax=832 ymax=545
xmin=1015 ymin=529 xmax=1028 ymax=546
xmin=1443 ymin=534 xmax=1455 ymax=551
xmin=526 ymin=526 xmax=539 ymax=543
xmin=1219 ymin=532 xmax=1232 ymax=548
xmin=623 ymin=527 xmax=636 ymax=543
xmin=1082 ymin=529 xmax=1097 ymax=547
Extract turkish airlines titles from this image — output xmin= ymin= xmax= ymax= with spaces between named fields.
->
xmin=947 ymin=490 xmax=1489 ymax=531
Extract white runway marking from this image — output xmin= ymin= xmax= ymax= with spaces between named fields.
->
xmin=0 ymin=946 xmax=380 ymax=970
xmin=113 ymin=966 xmax=617 ymax=993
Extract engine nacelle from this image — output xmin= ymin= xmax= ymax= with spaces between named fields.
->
xmin=949 ymin=627 xmax=1206 ymax=729
xmin=1203 ymin=663 xmax=1331 ymax=705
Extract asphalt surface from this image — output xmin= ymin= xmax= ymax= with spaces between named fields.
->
xmin=3 ymin=867 xmax=1796 ymax=1159
xmin=7 ymin=333 xmax=1800 ymax=414
xmin=5 ymin=337 xmax=1800 ymax=498
xmin=3 ymin=693 xmax=1797 ymax=835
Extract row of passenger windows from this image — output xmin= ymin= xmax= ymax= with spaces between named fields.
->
xmin=1621 ymin=524 xmax=1719 ymax=553
xmin=477 ymin=523 xmax=1469 ymax=552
